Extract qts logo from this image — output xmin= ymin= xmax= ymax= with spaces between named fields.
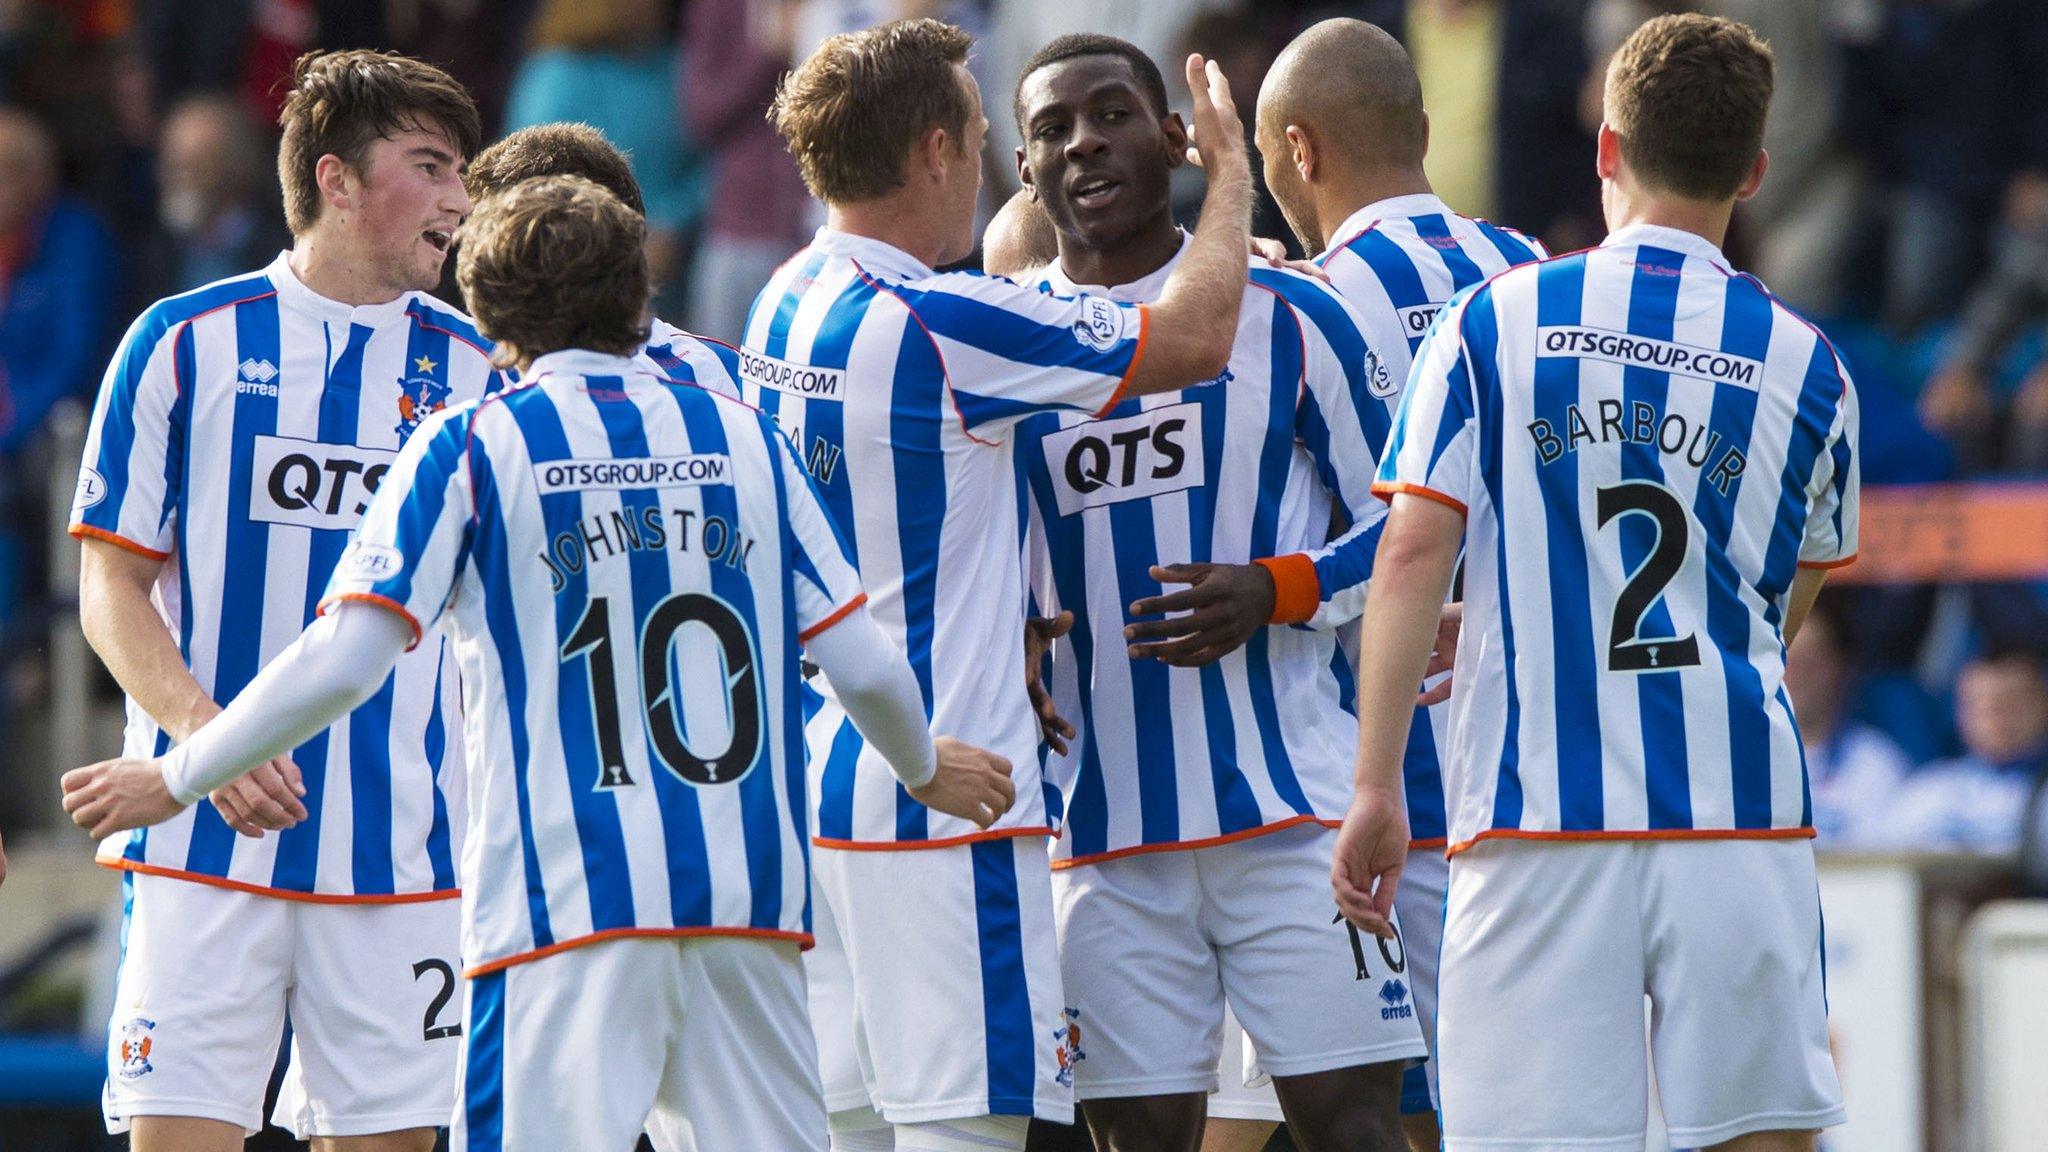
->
xmin=1040 ymin=401 xmax=1206 ymax=516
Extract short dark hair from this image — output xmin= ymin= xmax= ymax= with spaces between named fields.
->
xmin=1604 ymin=14 xmax=1773 ymax=201
xmin=772 ymin=18 xmax=976 ymax=204
xmin=467 ymin=123 xmax=645 ymax=215
xmin=456 ymin=175 xmax=649 ymax=367
xmin=1014 ymin=33 xmax=1170 ymax=134
xmin=276 ymin=49 xmax=482 ymax=234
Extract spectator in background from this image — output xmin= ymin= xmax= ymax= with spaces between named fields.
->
xmin=133 ymin=95 xmax=290 ymax=309
xmin=1879 ymin=646 xmax=2048 ymax=857
xmin=506 ymin=0 xmax=706 ymax=318
xmin=1350 ymin=0 xmax=1600 ymax=250
xmin=682 ymin=0 xmax=814 ymax=342
xmin=1918 ymin=169 xmax=2048 ymax=475
xmin=0 ymin=107 xmax=115 ymax=460
xmin=1786 ymin=592 xmax=1914 ymax=850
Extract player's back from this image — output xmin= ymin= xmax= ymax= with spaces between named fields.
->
xmin=1381 ymin=222 xmax=1859 ymax=849
xmin=1318 ymin=194 xmax=1547 ymax=848
xmin=423 ymin=351 xmax=831 ymax=972
xmin=739 ymin=229 xmax=1146 ymax=846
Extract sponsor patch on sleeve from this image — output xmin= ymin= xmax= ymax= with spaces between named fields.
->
xmin=73 ymin=468 xmax=107 ymax=511
xmin=1071 ymin=296 xmax=1128 ymax=353
xmin=339 ymin=541 xmax=405 ymax=582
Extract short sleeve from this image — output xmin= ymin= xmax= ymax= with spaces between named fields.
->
xmin=905 ymin=272 xmax=1149 ymax=434
xmin=70 ymin=308 xmax=187 ymax=559
xmin=642 ymin=320 xmax=744 ymax=401
xmin=1373 ymin=288 xmax=1483 ymax=516
xmin=768 ymin=418 xmax=866 ymax=642
xmin=1798 ymin=364 xmax=1860 ymax=569
xmin=319 ymin=405 xmax=475 ymax=646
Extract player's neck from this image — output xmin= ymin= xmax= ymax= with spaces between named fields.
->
xmin=1602 ymin=185 xmax=1734 ymax=252
xmin=1316 ymin=168 xmax=1433 ymax=251
xmin=826 ymin=200 xmax=951 ymax=271
xmin=288 ymin=229 xmax=408 ymax=308
xmin=1053 ymin=212 xmax=1182 ymax=290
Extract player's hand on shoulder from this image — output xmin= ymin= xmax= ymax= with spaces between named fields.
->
xmin=1250 ymin=237 xmax=1328 ymax=282
xmin=209 ymin=758 xmax=309 ymax=837
xmin=1024 ymin=612 xmax=1077 ymax=756
xmin=1417 ymin=602 xmax=1462 ymax=707
xmin=61 ymin=757 xmax=188 ymax=840
xmin=911 ymin=738 xmax=1016 ymax=829
xmin=1125 ymin=562 xmax=1274 ymax=667
xmin=1331 ymin=785 xmax=1407 ymax=940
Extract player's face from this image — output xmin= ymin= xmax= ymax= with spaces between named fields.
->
xmin=348 ymin=123 xmax=471 ymax=295
xmin=1255 ymin=109 xmax=1318 ymax=254
xmin=937 ymin=65 xmax=989 ymax=265
xmin=1017 ymin=54 xmax=1183 ymax=254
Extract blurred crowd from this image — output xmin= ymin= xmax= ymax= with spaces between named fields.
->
xmin=0 ymin=0 xmax=2042 ymax=869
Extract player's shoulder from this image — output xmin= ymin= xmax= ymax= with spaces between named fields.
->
xmin=122 ymin=267 xmax=279 ymax=351
xmin=645 ymin=316 xmax=744 ymax=395
xmin=402 ymin=295 xmax=495 ymax=362
xmin=1248 ymin=263 xmax=1370 ymax=345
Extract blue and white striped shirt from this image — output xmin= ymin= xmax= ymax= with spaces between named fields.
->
xmin=324 ymin=350 xmax=864 ymax=973
xmin=71 ymin=253 xmax=504 ymax=899
xmin=1379 ymin=223 xmax=1859 ymax=852
xmin=1017 ymin=243 xmax=1391 ymax=865
xmin=743 ymin=228 xmax=1148 ymax=847
xmin=1318 ymin=194 xmax=1547 ymax=847
xmin=640 ymin=318 xmax=743 ymax=400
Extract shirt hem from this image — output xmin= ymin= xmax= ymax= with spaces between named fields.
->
xmin=813 ymin=825 xmax=1056 ymax=851
xmin=1796 ymin=553 xmax=1857 ymax=570
xmin=1050 ymin=814 xmax=1339 ymax=869
xmin=70 ymin=523 xmax=170 ymax=561
xmin=798 ymin=592 xmax=868 ymax=643
xmin=1371 ymin=480 xmax=1469 ymax=516
xmin=102 ymin=858 xmax=461 ymax=904
xmin=464 ymin=925 xmax=813 ymax=977
xmin=1443 ymin=826 xmax=1817 ymax=858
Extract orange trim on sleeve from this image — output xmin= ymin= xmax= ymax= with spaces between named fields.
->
xmin=101 ymin=858 xmax=461 ymax=904
xmin=798 ymin=593 xmax=868 ymax=644
xmin=813 ymin=824 xmax=1056 ymax=852
xmin=1092 ymin=303 xmax=1151 ymax=419
xmin=316 ymin=592 xmax=424 ymax=651
xmin=1408 ymin=836 xmax=1448 ymax=851
xmin=1796 ymin=553 xmax=1858 ymax=571
xmin=464 ymin=926 xmax=813 ymax=978
xmin=1371 ymin=480 xmax=1469 ymax=517
xmin=1254 ymin=553 xmax=1320 ymax=625
xmin=1050 ymin=815 xmax=1340 ymax=869
xmin=71 ymin=523 xmax=170 ymax=561
xmin=1442 ymin=826 xmax=1816 ymax=859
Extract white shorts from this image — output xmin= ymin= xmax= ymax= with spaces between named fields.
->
xmin=809 ymin=837 xmax=1071 ymax=1124
xmin=458 ymin=936 xmax=824 ymax=1152
xmin=1053 ymin=824 xmax=1424 ymax=1101
xmin=102 ymin=872 xmax=461 ymax=1138
xmin=1206 ymin=1005 xmax=1280 ymax=1123
xmin=1393 ymin=847 xmax=1447 ymax=1116
xmin=1438 ymin=838 xmax=1846 ymax=1151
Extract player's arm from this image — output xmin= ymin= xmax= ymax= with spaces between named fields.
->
xmin=1331 ymin=494 xmax=1463 ymax=937
xmin=1785 ymin=359 xmax=1861 ymax=647
xmin=63 ymin=605 xmax=410 ymax=837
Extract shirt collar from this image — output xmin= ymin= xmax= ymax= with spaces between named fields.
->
xmin=810 ymin=227 xmax=935 ymax=281
xmin=1039 ymin=230 xmax=1189 ymax=304
xmin=525 ymin=349 xmax=648 ymax=382
xmin=1323 ymin=193 xmax=1454 ymax=253
xmin=1599 ymin=223 xmax=1730 ymax=266
xmin=265 ymin=251 xmax=415 ymax=326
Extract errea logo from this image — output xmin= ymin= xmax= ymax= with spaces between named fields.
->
xmin=237 ymin=358 xmax=280 ymax=397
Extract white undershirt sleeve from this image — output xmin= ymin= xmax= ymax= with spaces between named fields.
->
xmin=159 ymin=604 xmax=414 ymax=804
xmin=802 ymin=605 xmax=937 ymax=790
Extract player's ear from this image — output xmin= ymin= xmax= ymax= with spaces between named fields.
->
xmin=1595 ymin=122 xmax=1621 ymax=182
xmin=1161 ymin=112 xmax=1189 ymax=171
xmin=315 ymin=153 xmax=352 ymax=214
xmin=1017 ymin=145 xmax=1034 ymax=198
xmin=1735 ymin=148 xmax=1769 ymax=202
xmin=1285 ymin=124 xmax=1315 ymax=182
xmin=916 ymin=124 xmax=951 ymax=184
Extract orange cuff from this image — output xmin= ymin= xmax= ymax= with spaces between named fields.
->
xmin=1254 ymin=553 xmax=1320 ymax=625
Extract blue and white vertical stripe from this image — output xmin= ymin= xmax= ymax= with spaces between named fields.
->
xmin=324 ymin=351 xmax=864 ymax=972
xmin=70 ymin=252 xmax=501 ymax=899
xmin=740 ymin=228 xmax=1148 ymax=847
xmin=1318 ymin=194 xmax=1547 ymax=847
xmin=1377 ymin=222 xmax=1859 ymax=852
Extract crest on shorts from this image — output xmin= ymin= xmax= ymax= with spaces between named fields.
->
xmin=117 ymin=1016 xmax=156 ymax=1079
xmin=395 ymin=366 xmax=452 ymax=444
xmin=1053 ymin=1007 xmax=1086 ymax=1087
xmin=1378 ymin=978 xmax=1414 ymax=1021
